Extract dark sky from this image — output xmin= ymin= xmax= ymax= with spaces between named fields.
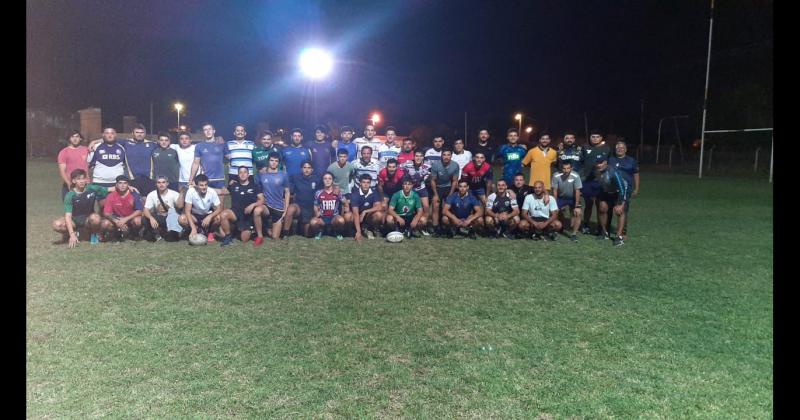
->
xmin=27 ymin=0 xmax=772 ymax=142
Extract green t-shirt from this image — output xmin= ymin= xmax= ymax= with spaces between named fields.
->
xmin=63 ymin=184 xmax=108 ymax=215
xmin=389 ymin=190 xmax=422 ymax=217
xmin=327 ymin=162 xmax=355 ymax=192
xmin=253 ymin=145 xmax=283 ymax=171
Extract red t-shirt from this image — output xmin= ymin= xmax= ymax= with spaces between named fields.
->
xmin=57 ymin=146 xmax=89 ymax=180
xmin=103 ymin=190 xmax=143 ymax=217
xmin=397 ymin=151 xmax=415 ymax=165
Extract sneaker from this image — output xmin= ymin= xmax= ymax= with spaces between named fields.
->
xmin=531 ymin=233 xmax=542 ymax=241
xmin=548 ymin=232 xmax=558 ymax=241
xmin=613 ymin=236 xmax=625 ymax=247
xmin=502 ymin=231 xmax=515 ymax=240
xmin=254 ymin=236 xmax=264 ymax=247
xmin=420 ymin=228 xmax=431 ymax=237
xmin=207 ymin=232 xmax=216 ymax=243
xmin=314 ymin=232 xmax=323 ymax=240
xmin=580 ymin=225 xmax=591 ymax=235
xmin=154 ymin=233 xmax=162 ymax=242
xmin=468 ymin=230 xmax=477 ymax=240
xmin=336 ymin=234 xmax=344 ymax=241
xmin=597 ymin=231 xmax=610 ymax=240
xmin=366 ymin=230 xmax=375 ymax=240
xmin=220 ymin=235 xmax=234 ymax=247
xmin=569 ymin=234 xmax=578 ymax=242
xmin=446 ymin=228 xmax=454 ymax=238
xmin=90 ymin=233 xmax=99 ymax=245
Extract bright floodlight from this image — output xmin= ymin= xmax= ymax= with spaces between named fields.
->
xmin=174 ymin=103 xmax=184 ymax=112
xmin=371 ymin=113 xmax=381 ymax=125
xmin=299 ymin=48 xmax=333 ymax=79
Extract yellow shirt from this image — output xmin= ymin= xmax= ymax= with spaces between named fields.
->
xmin=522 ymin=146 xmax=558 ymax=188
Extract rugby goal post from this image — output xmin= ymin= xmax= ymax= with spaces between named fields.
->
xmin=697 ymin=0 xmax=773 ymax=182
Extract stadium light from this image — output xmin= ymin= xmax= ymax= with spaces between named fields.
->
xmin=371 ymin=113 xmax=381 ymax=126
xmin=514 ymin=113 xmax=523 ymax=133
xmin=174 ymin=103 xmax=184 ymax=128
xmin=299 ymin=48 xmax=333 ymax=80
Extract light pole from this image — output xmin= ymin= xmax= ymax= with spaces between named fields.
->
xmin=174 ymin=103 xmax=184 ymax=129
xmin=515 ymin=113 xmax=522 ymax=133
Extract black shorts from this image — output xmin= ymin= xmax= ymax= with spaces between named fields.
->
xmin=415 ymin=187 xmax=429 ymax=198
xmin=145 ymin=214 xmax=168 ymax=232
xmin=190 ymin=212 xmax=217 ymax=232
xmin=298 ymin=205 xmax=315 ymax=225
xmin=72 ymin=214 xmax=89 ymax=228
xmin=582 ymin=180 xmax=601 ymax=199
xmin=267 ymin=206 xmax=285 ymax=223
xmin=598 ymin=192 xmax=619 ymax=205
xmin=130 ymin=176 xmax=155 ymax=197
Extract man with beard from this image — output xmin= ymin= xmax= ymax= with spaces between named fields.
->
xmin=459 ymin=152 xmax=494 ymax=205
xmin=472 ymin=128 xmax=496 ymax=164
xmin=442 ymin=179 xmax=484 ymax=239
xmin=253 ymin=130 xmax=283 ymax=172
xmin=288 ymin=161 xmax=321 ymax=237
xmin=190 ymin=123 xmax=227 ymax=195
xmin=497 ymin=128 xmax=527 ymax=184
xmin=521 ymin=180 xmax=562 ymax=241
xmin=522 ymin=131 xmax=558 ymax=190
xmin=87 ymin=127 xmax=127 ymax=189
xmin=223 ymin=124 xmax=255 ymax=184
xmin=579 ymin=129 xmax=611 ymax=235
xmin=378 ymin=158 xmax=406 ymax=209
xmin=281 ymin=128 xmax=313 ymax=178
xmin=401 ymin=150 xmax=433 ymax=236
xmin=429 ymin=148 xmax=459 ymax=236
xmin=484 ymin=179 xmax=520 ymax=239
xmin=309 ymin=125 xmax=336 ymax=175
xmin=377 ymin=126 xmax=402 ymax=168
xmin=551 ymin=161 xmax=583 ymax=242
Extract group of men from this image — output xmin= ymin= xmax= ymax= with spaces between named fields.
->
xmin=52 ymin=122 xmax=640 ymax=247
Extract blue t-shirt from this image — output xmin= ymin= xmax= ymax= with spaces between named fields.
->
xmin=307 ymin=140 xmax=336 ymax=175
xmin=257 ymin=171 xmax=289 ymax=210
xmin=349 ymin=186 xmax=382 ymax=212
xmin=194 ymin=142 xmax=226 ymax=181
xmin=608 ymin=155 xmax=639 ymax=188
xmin=290 ymin=174 xmax=321 ymax=208
xmin=498 ymin=144 xmax=527 ymax=182
xmin=281 ymin=145 xmax=313 ymax=177
xmin=339 ymin=141 xmax=358 ymax=162
xmin=122 ymin=140 xmax=156 ymax=178
xmin=446 ymin=192 xmax=481 ymax=219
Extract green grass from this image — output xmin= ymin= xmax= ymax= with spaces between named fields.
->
xmin=27 ymin=159 xmax=773 ymax=418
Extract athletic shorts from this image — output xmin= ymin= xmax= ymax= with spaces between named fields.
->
xmin=233 ymin=208 xmax=255 ymax=232
xmin=208 ymin=180 xmax=226 ymax=190
xmin=436 ymin=187 xmax=451 ymax=202
xmin=581 ymin=180 xmax=601 ymax=199
xmin=598 ymin=192 xmax=619 ymax=205
xmin=131 ymin=176 xmax=155 ymax=197
xmin=415 ymin=187 xmax=429 ymax=198
xmin=321 ymin=215 xmax=334 ymax=225
xmin=145 ymin=214 xmax=168 ymax=231
xmin=532 ymin=216 xmax=549 ymax=223
xmin=72 ymin=214 xmax=89 ymax=228
xmin=267 ymin=206 xmax=285 ymax=223
xmin=470 ymin=187 xmax=486 ymax=198
xmin=298 ymin=205 xmax=315 ymax=225
xmin=557 ymin=197 xmax=577 ymax=209
xmin=190 ymin=212 xmax=216 ymax=232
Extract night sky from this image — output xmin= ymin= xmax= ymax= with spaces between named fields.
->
xmin=27 ymin=0 xmax=772 ymax=142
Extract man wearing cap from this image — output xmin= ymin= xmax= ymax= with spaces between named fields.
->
xmin=100 ymin=175 xmax=144 ymax=241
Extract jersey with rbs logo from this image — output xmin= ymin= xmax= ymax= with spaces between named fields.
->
xmin=89 ymin=142 xmax=127 ymax=184
xmin=498 ymin=144 xmax=527 ymax=183
xmin=315 ymin=189 xmax=342 ymax=217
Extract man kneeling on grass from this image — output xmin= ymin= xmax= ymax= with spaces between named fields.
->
xmin=442 ymin=179 xmax=484 ymax=239
xmin=386 ymin=177 xmax=425 ymax=239
xmin=521 ymin=180 xmax=562 ymax=241
xmin=348 ymin=173 xmax=385 ymax=241
xmin=52 ymin=169 xmax=107 ymax=247
xmin=101 ymin=175 xmax=144 ymax=242
xmin=310 ymin=172 xmax=346 ymax=240
xmin=180 ymin=174 xmax=234 ymax=246
xmin=222 ymin=165 xmax=269 ymax=247
xmin=142 ymin=175 xmax=183 ymax=242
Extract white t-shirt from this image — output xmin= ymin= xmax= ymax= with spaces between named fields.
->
xmin=144 ymin=189 xmax=180 ymax=214
xmin=522 ymin=194 xmax=559 ymax=218
xmin=451 ymin=150 xmax=472 ymax=178
xmin=184 ymin=187 xmax=221 ymax=215
xmin=170 ymin=143 xmax=197 ymax=183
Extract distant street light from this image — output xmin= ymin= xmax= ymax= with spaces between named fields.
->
xmin=525 ymin=126 xmax=533 ymax=134
xmin=514 ymin=113 xmax=523 ymax=133
xmin=180 ymin=125 xmax=186 ymax=131
xmin=371 ymin=113 xmax=381 ymax=126
xmin=174 ymin=103 xmax=184 ymax=128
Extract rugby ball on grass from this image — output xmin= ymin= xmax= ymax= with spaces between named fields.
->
xmin=188 ymin=233 xmax=208 ymax=246
xmin=386 ymin=231 xmax=404 ymax=243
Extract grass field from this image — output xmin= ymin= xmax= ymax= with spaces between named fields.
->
xmin=26 ymin=159 xmax=773 ymax=418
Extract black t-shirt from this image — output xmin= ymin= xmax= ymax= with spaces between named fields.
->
xmin=229 ymin=180 xmax=262 ymax=212
xmin=472 ymin=141 xmax=496 ymax=163
xmin=290 ymin=174 xmax=321 ymax=207
xmin=509 ymin=184 xmax=534 ymax=209
xmin=491 ymin=192 xmax=516 ymax=214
